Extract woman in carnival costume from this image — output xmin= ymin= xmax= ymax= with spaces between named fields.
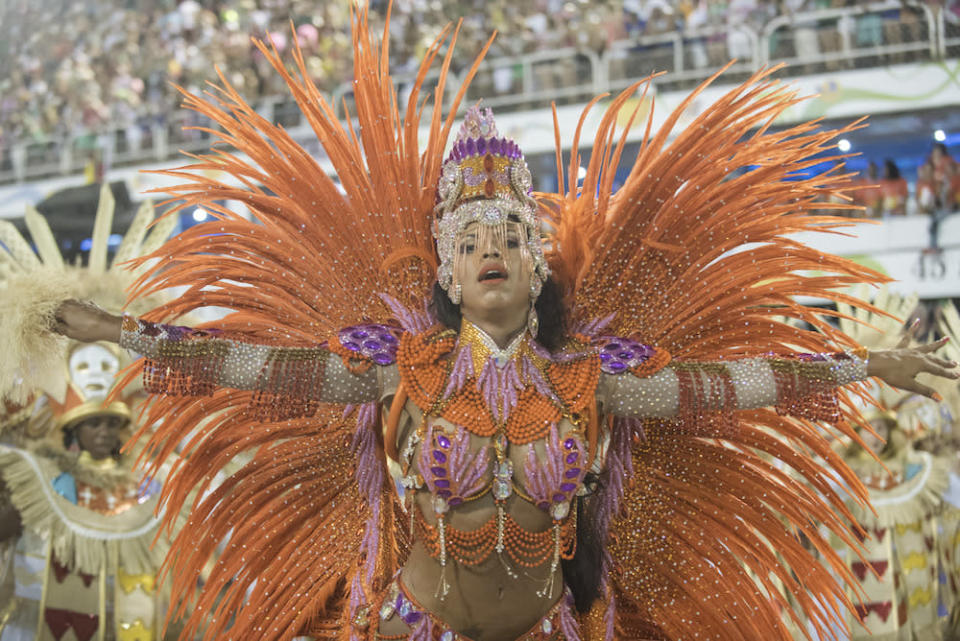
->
xmin=0 ymin=189 xmax=180 ymax=641
xmin=25 ymin=7 xmax=960 ymax=641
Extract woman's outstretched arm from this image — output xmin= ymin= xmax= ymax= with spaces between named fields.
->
xmin=54 ymin=300 xmax=397 ymax=407
xmin=598 ymin=332 xmax=957 ymax=419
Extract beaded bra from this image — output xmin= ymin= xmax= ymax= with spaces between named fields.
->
xmin=354 ymin=319 xmax=664 ymax=601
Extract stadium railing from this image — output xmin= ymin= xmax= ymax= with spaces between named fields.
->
xmin=0 ymin=1 xmax=947 ymax=185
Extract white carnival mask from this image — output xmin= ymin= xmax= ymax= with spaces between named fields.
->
xmin=68 ymin=344 xmax=121 ymax=402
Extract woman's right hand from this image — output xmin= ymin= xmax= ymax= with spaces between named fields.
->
xmin=52 ymin=300 xmax=122 ymax=344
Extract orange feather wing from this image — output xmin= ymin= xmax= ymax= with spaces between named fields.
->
xmin=122 ymin=8 xmax=487 ymax=640
xmin=542 ymin=68 xmax=886 ymax=640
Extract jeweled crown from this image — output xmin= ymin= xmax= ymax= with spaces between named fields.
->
xmin=442 ymin=113 xmax=525 ymax=204
xmin=434 ymin=106 xmax=549 ymax=294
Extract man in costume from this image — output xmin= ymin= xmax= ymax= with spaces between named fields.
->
xmin=0 ymin=344 xmax=164 ymax=641
xmin=827 ymin=289 xmax=960 ymax=640
xmin=0 ymin=187 xmax=179 ymax=641
xmin=6 ymin=7 xmax=960 ymax=641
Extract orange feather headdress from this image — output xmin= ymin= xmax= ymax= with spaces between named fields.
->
xmin=119 ymin=4 xmax=893 ymax=641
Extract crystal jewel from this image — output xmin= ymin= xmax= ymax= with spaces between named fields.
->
xmin=353 ymin=606 xmax=369 ymax=628
xmin=550 ymin=501 xmax=570 ymax=520
xmin=379 ymin=601 xmax=396 ymax=621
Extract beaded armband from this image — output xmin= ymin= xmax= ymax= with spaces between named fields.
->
xmin=769 ymin=350 xmax=868 ymax=423
xmin=120 ymin=315 xmax=229 ymax=396
xmin=594 ymin=336 xmax=671 ymax=377
xmin=120 ymin=316 xmax=398 ymax=420
xmin=328 ymin=323 xmax=402 ymax=373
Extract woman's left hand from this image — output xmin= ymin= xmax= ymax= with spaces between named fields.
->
xmin=867 ymin=323 xmax=959 ymax=400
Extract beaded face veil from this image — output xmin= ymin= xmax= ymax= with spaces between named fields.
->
xmin=434 ymin=106 xmax=549 ymax=303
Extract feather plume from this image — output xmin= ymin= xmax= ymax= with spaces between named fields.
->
xmin=88 ymin=182 xmax=115 ymax=274
xmin=112 ymin=200 xmax=156 ymax=266
xmin=24 ymin=206 xmax=64 ymax=269
xmin=539 ymin=67 xmax=889 ymax=641
xmin=0 ymin=268 xmax=75 ymax=402
xmin=0 ymin=186 xmax=170 ymax=404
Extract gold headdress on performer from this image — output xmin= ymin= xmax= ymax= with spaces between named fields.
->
xmin=434 ymin=105 xmax=549 ymax=302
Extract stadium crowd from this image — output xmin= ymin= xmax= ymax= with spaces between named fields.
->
xmin=2 ymin=0 xmax=958 ymax=154
xmin=3 ymin=0 xmax=960 ymax=218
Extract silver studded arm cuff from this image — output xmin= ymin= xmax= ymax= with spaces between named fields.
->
xmin=600 ymin=350 xmax=868 ymax=421
xmin=119 ymin=314 xmax=380 ymax=407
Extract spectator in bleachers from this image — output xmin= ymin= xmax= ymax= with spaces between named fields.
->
xmin=925 ymin=141 xmax=960 ymax=211
xmin=682 ymin=1 xmax=711 ymax=68
xmin=879 ymin=158 xmax=908 ymax=216
xmin=915 ymin=161 xmax=937 ymax=214
xmin=781 ymin=0 xmax=820 ymax=69
xmin=930 ymin=142 xmax=955 ymax=183
xmin=859 ymin=161 xmax=882 ymax=218
xmin=940 ymin=155 xmax=960 ymax=211
xmin=884 ymin=2 xmax=924 ymax=63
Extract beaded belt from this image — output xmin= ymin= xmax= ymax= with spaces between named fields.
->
xmin=413 ymin=505 xmax=576 ymax=568
xmin=376 ymin=577 xmax=576 ymax=641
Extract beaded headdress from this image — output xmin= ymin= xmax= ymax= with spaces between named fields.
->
xmin=0 ymin=183 xmax=171 ymax=436
xmin=434 ymin=106 xmax=549 ymax=300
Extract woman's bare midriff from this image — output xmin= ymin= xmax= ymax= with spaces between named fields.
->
xmin=379 ymin=398 xmax=575 ymax=641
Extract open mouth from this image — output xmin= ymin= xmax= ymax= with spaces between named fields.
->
xmin=478 ymin=265 xmax=507 ymax=282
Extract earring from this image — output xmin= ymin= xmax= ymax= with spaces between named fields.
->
xmin=449 ymin=283 xmax=462 ymax=305
xmin=529 ymin=272 xmax=542 ymax=298
xmin=527 ymin=301 xmax=539 ymax=339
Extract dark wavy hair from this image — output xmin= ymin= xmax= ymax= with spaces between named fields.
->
xmin=429 ymin=277 xmax=604 ymax=612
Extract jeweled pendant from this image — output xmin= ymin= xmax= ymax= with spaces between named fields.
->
xmin=550 ymin=501 xmax=570 ymax=520
xmin=432 ymin=496 xmax=449 ymax=515
xmin=352 ymin=606 xmax=369 ymax=628
xmin=493 ymin=479 xmax=512 ymax=500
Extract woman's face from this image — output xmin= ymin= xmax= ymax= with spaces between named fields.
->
xmin=73 ymin=414 xmax=126 ymax=460
xmin=454 ymin=221 xmax=533 ymax=322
